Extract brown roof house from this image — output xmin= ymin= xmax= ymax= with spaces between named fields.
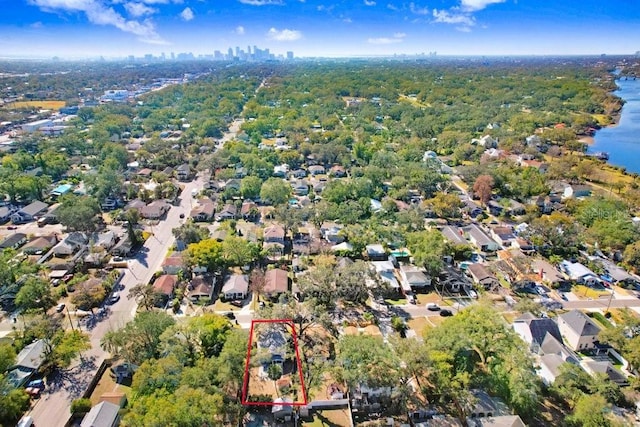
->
xmin=140 ymin=200 xmax=170 ymax=219
xmin=152 ymin=275 xmax=177 ymax=307
xmin=22 ymin=235 xmax=57 ymax=254
xmin=264 ymin=268 xmax=290 ymax=299
xmin=263 ymin=224 xmax=285 ymax=259
xmin=187 ymin=275 xmax=214 ymax=302
xmin=190 ymin=198 xmax=215 ymax=222
xmin=162 ymin=252 xmax=185 ymax=275
xmin=466 ymin=264 xmax=500 ymax=291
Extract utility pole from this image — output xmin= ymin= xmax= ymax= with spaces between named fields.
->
xmin=66 ymin=305 xmax=75 ymax=331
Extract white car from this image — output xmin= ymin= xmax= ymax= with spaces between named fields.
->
xmin=108 ymin=292 xmax=120 ymax=304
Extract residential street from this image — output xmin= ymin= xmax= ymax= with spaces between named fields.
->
xmin=28 ymin=175 xmax=204 ymax=427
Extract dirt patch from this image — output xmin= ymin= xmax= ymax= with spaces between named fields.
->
xmin=7 ymin=100 xmax=66 ymax=110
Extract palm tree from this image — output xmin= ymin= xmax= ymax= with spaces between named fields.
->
xmin=127 ymin=283 xmax=159 ymax=310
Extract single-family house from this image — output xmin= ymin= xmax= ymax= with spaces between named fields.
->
xmin=216 ymin=204 xmax=237 ymax=221
xmin=264 ymin=224 xmax=285 ymax=244
xmin=152 ymin=275 xmax=177 ymax=307
xmin=582 ymin=360 xmax=628 ymax=386
xmin=292 ymin=180 xmax=309 ymax=196
xmin=80 ymin=401 xmax=121 ymax=427
xmin=222 ymin=274 xmax=249 ymax=300
xmin=225 ymin=179 xmax=241 ymax=192
xmin=466 ymin=224 xmax=500 ymax=253
xmin=308 ymin=165 xmax=325 ymax=176
xmin=399 ymin=264 xmax=431 ymax=290
xmin=531 ymin=259 xmax=565 ymax=287
xmin=0 ymin=233 xmax=27 ymax=250
xmin=124 ymin=199 xmax=146 ymax=213
xmin=6 ymin=339 xmax=47 ymax=387
xmin=441 ymin=225 xmax=469 ymax=246
xmin=53 ymin=232 xmax=88 ymax=256
xmin=11 ymin=200 xmax=48 ymax=224
xmin=489 ymin=226 xmax=516 ymax=247
xmin=321 ymin=223 xmax=344 ymax=244
xmin=330 ymin=165 xmax=347 ymax=178
xmin=466 ymin=264 xmax=500 ymax=291
xmin=94 ymin=230 xmax=117 ymax=251
xmin=190 ymin=198 xmax=215 ymax=222
xmin=512 ymin=313 xmax=564 ymax=354
xmin=371 ymin=260 xmax=400 ymax=291
xmin=559 ymin=260 xmax=600 ymax=286
xmin=557 ymin=310 xmax=601 ymax=351
xmin=22 ymin=235 xmax=58 ymax=255
xmin=176 ymin=163 xmax=192 ymax=181
xmin=241 ymin=201 xmax=259 ymax=221
xmin=137 ymin=168 xmax=153 ymax=178
xmin=273 ymin=164 xmax=289 ymax=178
xmin=162 ymin=253 xmax=185 ymax=275
xmin=290 ymin=169 xmax=307 ymax=179
xmin=563 ymin=184 xmax=592 ymax=199
xmin=365 ymin=244 xmax=387 ymax=261
xmin=0 ymin=205 xmax=15 ymax=223
xmin=471 ymin=135 xmax=497 ymax=148
xmin=140 ymin=200 xmax=170 ymax=219
xmin=264 ymin=268 xmax=290 ymax=299
xmin=111 ymin=235 xmax=134 ymax=257
xmin=187 ymin=275 xmax=214 ymax=302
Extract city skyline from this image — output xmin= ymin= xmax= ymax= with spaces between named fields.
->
xmin=1 ymin=0 xmax=640 ymax=59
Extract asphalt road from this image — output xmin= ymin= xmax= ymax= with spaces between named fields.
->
xmin=28 ymin=175 xmax=204 ymax=427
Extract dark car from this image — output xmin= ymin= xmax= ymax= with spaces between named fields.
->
xmin=179 ymin=213 xmax=185 ymax=219
xmin=439 ymin=309 xmax=454 ymax=317
xmin=224 ymin=312 xmax=236 ymax=320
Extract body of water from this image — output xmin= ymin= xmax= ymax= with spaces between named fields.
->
xmin=590 ymin=78 xmax=640 ymax=174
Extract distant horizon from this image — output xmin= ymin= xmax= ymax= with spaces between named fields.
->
xmin=0 ymin=51 xmax=638 ymax=62
xmin=2 ymin=1 xmax=640 ymax=60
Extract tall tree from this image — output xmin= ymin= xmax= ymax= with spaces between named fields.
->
xmin=260 ymin=178 xmax=292 ymax=206
xmin=473 ymin=174 xmax=494 ymax=206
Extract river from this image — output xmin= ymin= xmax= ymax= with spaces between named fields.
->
xmin=589 ymin=77 xmax=640 ymax=174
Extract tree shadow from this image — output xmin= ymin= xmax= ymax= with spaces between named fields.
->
xmin=43 ymin=355 xmax=98 ymax=399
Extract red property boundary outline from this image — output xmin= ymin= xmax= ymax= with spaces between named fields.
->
xmin=241 ymin=319 xmax=308 ymax=406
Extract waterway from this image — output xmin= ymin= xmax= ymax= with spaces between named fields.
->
xmin=589 ymin=77 xmax=640 ymax=174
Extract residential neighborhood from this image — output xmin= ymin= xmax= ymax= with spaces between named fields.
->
xmin=2 ymin=56 xmax=640 ymax=427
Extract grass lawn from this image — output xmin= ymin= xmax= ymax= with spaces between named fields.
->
xmin=385 ymin=297 xmax=408 ymax=306
xmin=302 ymin=409 xmax=352 ymax=427
xmin=89 ymin=369 xmax=131 ymax=406
xmin=416 ymin=293 xmax=441 ymax=305
xmin=213 ymin=299 xmax=244 ymax=312
xmin=407 ymin=317 xmax=431 ymax=335
xmin=573 ymin=285 xmax=610 ymax=299
xmin=502 ymin=312 xmax=519 ymax=324
xmin=7 ymin=100 xmax=66 ymax=110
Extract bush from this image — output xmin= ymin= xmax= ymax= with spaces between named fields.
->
xmin=70 ymin=398 xmax=92 ymax=415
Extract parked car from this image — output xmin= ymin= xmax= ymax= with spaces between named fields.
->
xmin=439 ymin=309 xmax=454 ymax=317
xmin=108 ymin=292 xmax=120 ymax=304
xmin=407 ymin=294 xmax=417 ymax=304
xmin=426 ymin=303 xmax=441 ymax=311
xmin=55 ymin=303 xmax=66 ymax=313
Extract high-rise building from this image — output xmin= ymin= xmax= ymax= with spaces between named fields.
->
xmin=286 ymin=51 xmax=294 ymax=60
xmin=227 ymin=47 xmax=234 ymax=60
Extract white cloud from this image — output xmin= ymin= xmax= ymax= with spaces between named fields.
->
xmin=409 ymin=2 xmax=429 ymax=15
xmin=460 ymin=0 xmax=505 ymax=12
xmin=179 ymin=6 xmax=194 ymax=21
xmin=30 ymin=21 xmax=44 ymax=28
xmin=238 ymin=0 xmax=283 ymax=5
xmin=342 ymin=17 xmax=352 ymax=23
xmin=387 ymin=3 xmax=398 ymax=11
xmin=267 ymin=28 xmax=302 ymax=41
xmin=432 ymin=8 xmax=475 ymax=26
xmin=124 ymin=2 xmax=156 ymax=17
xmin=235 ymin=25 xmax=245 ymax=35
xmin=28 ymin=0 xmax=167 ymax=44
xmin=364 ymin=0 xmax=376 ymax=6
xmin=368 ymin=32 xmax=405 ymax=44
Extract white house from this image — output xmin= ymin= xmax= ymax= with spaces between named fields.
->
xmin=559 ymin=261 xmax=600 ymax=286
xmin=221 ymin=274 xmax=249 ymax=300
xmin=557 ymin=310 xmax=601 ymax=351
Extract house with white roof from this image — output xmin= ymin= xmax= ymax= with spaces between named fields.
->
xmin=559 ymin=260 xmax=600 ymax=286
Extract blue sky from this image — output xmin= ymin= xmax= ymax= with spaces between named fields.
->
xmin=1 ymin=0 xmax=640 ymax=58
